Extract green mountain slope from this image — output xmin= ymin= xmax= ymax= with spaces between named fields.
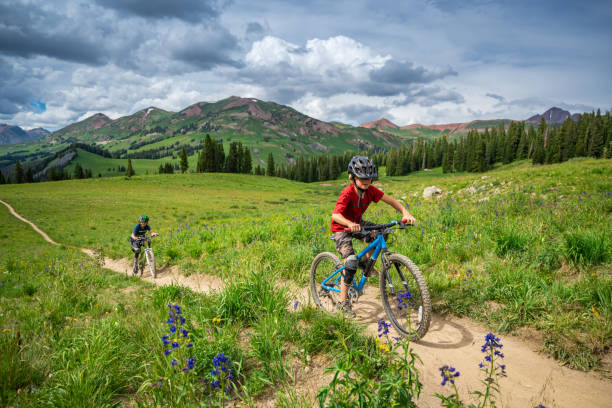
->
xmin=43 ymin=96 xmax=400 ymax=166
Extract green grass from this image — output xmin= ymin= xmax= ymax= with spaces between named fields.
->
xmin=1 ymin=157 xmax=611 ymax=405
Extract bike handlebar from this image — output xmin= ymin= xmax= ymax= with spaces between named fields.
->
xmin=343 ymin=220 xmax=413 ymax=233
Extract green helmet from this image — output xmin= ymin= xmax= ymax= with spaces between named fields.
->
xmin=138 ymin=215 xmax=149 ymax=223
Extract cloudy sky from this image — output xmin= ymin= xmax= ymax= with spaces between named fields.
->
xmin=1 ymin=0 xmax=611 ymax=130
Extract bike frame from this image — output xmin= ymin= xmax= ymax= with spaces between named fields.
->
xmin=321 ymin=233 xmax=389 ymax=293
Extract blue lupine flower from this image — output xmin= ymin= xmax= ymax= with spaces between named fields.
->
xmin=172 ymin=342 xmax=179 ymax=349
xmin=293 ymin=300 xmax=299 ymax=310
xmin=181 ymin=329 xmax=189 ymax=337
xmin=186 ymin=357 xmax=195 ymax=370
xmin=167 ymin=317 xmax=174 ymax=324
xmin=170 ymin=325 xmax=177 ymax=333
xmin=164 ymin=349 xmax=171 ymax=356
xmin=377 ymin=318 xmax=391 ymax=337
xmin=439 ymin=365 xmax=460 ymax=386
xmin=171 ymin=359 xmax=177 ymax=366
xmin=397 ymin=290 xmax=412 ymax=310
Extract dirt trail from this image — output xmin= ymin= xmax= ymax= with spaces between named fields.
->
xmin=3 ymin=199 xmax=611 ymax=407
xmin=1 ymin=199 xmax=60 ymax=245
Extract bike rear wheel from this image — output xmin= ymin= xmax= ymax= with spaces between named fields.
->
xmin=145 ymin=248 xmax=156 ymax=278
xmin=379 ymin=253 xmax=431 ymax=341
xmin=310 ymin=252 xmax=343 ymax=313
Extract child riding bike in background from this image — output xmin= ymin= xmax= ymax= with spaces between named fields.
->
xmin=331 ymin=155 xmax=416 ymax=317
xmin=130 ymin=215 xmax=158 ymax=275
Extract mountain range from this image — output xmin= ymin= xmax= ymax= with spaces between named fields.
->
xmin=358 ymin=107 xmax=579 ymax=133
xmin=0 ymin=101 xmax=582 ymax=173
xmin=0 ymin=124 xmax=49 ymax=145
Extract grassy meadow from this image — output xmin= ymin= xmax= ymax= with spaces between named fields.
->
xmin=1 ymin=157 xmax=611 ymax=406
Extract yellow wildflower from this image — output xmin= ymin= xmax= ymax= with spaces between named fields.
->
xmin=212 ymin=317 xmax=222 ymax=324
xmin=1 ymin=328 xmax=10 ymax=333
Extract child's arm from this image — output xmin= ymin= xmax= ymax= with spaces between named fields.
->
xmin=332 ymin=213 xmax=361 ymax=232
xmin=380 ymin=194 xmax=416 ymax=224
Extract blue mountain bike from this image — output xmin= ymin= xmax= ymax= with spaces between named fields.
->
xmin=310 ymin=221 xmax=431 ymax=340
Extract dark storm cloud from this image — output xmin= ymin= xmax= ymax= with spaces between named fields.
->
xmin=0 ymin=58 xmax=34 ymax=115
xmin=0 ymin=2 xmax=106 ymax=65
xmin=246 ymin=22 xmax=266 ymax=36
xmin=369 ymin=60 xmax=456 ymax=85
xmin=169 ymin=29 xmax=243 ymax=70
xmin=486 ymin=93 xmax=506 ymax=102
xmin=96 ymin=0 xmax=225 ymax=23
xmin=410 ymin=86 xmax=464 ymax=106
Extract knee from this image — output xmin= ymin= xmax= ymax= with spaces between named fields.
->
xmin=132 ymin=247 xmax=140 ymax=255
xmin=342 ymin=255 xmax=358 ymax=285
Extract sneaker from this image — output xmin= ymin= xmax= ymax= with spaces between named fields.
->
xmin=132 ymin=262 xmax=139 ymax=276
xmin=336 ymin=300 xmax=356 ymax=318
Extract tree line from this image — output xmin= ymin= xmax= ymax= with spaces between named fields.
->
xmin=382 ymin=110 xmax=611 ymax=176
xmin=2 ymin=110 xmax=609 ymax=184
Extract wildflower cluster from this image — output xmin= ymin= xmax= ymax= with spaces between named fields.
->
xmin=162 ymin=304 xmax=195 ymax=373
xmin=377 ymin=318 xmax=391 ymax=337
xmin=479 ymin=332 xmax=506 ymax=379
xmin=210 ymin=352 xmax=235 ymax=394
xmin=435 ymin=333 xmax=507 ymax=408
xmin=397 ymin=290 xmax=412 ymax=310
xmin=439 ymin=365 xmax=460 ymax=386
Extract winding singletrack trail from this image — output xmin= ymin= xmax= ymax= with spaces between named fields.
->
xmin=3 ymin=198 xmax=611 ymax=407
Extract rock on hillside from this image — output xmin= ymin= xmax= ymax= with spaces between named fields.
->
xmin=526 ymin=107 xmax=580 ymax=123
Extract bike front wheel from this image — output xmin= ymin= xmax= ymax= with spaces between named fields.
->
xmin=379 ymin=253 xmax=431 ymax=341
xmin=310 ymin=252 xmax=343 ymax=313
xmin=145 ymin=248 xmax=156 ymax=278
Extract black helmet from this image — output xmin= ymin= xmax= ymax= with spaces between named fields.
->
xmin=348 ymin=155 xmax=378 ymax=179
xmin=138 ymin=215 xmax=149 ymax=223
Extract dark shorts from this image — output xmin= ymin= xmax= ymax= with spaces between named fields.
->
xmin=332 ymin=220 xmax=378 ymax=259
xmin=130 ymin=237 xmax=145 ymax=254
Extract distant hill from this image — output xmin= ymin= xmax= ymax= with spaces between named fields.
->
xmin=360 ymin=118 xmax=513 ymax=142
xmin=0 ymin=124 xmax=49 ymax=145
xmin=360 ymin=118 xmax=399 ymax=131
xmin=526 ymin=107 xmax=580 ymax=123
xmin=43 ymin=96 xmax=400 ymax=165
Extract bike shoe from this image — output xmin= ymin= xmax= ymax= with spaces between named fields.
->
xmin=336 ymin=300 xmax=356 ymax=318
xmin=132 ymin=263 xmax=139 ymax=276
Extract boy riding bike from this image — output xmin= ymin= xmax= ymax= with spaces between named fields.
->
xmin=130 ymin=215 xmax=158 ymax=275
xmin=331 ymin=155 xmax=416 ymax=317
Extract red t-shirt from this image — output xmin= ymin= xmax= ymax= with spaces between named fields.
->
xmin=330 ymin=184 xmax=385 ymax=232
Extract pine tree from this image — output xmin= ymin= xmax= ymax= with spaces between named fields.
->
xmin=589 ymin=116 xmax=605 ymax=158
xmin=532 ymin=129 xmax=545 ymax=164
xmin=180 ymin=147 xmax=188 ymax=173
xmin=126 ymin=159 xmax=135 ymax=177
xmin=25 ymin=167 xmax=34 ymax=183
xmin=241 ymin=145 xmax=252 ymax=174
xmin=266 ymin=153 xmax=275 ymax=177
xmin=0 ymin=171 xmax=5 ymax=184
xmin=14 ymin=161 xmax=24 ymax=184
xmin=74 ymin=163 xmax=84 ymax=179
xmin=214 ymin=141 xmax=225 ymax=172
xmin=225 ymin=142 xmax=239 ymax=173
xmin=386 ymin=147 xmax=397 ymax=176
